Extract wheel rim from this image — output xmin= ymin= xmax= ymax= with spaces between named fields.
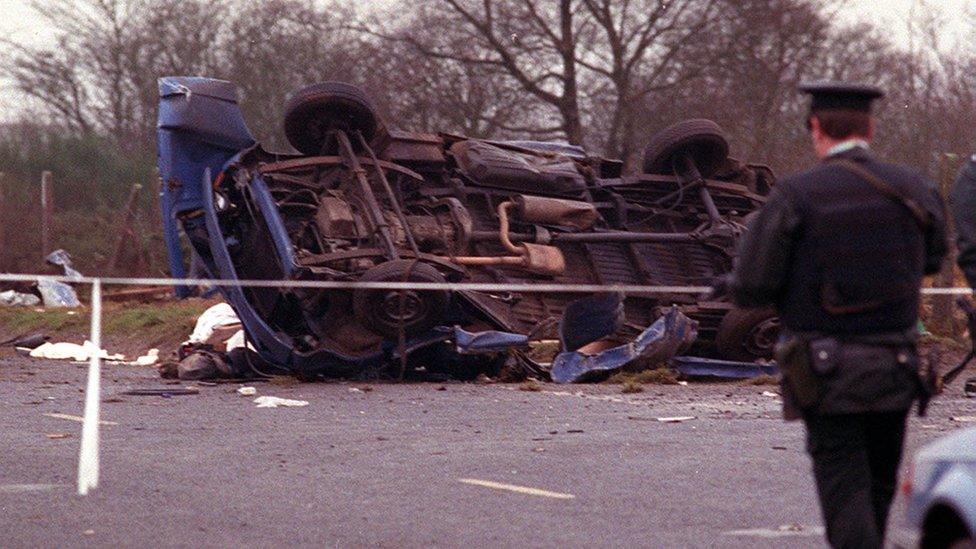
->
xmin=378 ymin=291 xmax=427 ymax=324
xmin=744 ymin=317 xmax=780 ymax=357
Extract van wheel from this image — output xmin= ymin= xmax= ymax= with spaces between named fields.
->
xmin=283 ymin=82 xmax=382 ymax=155
xmin=715 ymin=307 xmax=779 ymax=362
xmin=642 ymin=119 xmax=729 ymax=179
xmin=352 ymin=260 xmax=450 ymax=339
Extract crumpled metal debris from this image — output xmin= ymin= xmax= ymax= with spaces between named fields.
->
xmin=36 ymin=249 xmax=82 ymax=308
xmin=0 ymin=290 xmax=41 ymax=307
xmin=36 ymin=279 xmax=80 ymax=308
xmin=451 ymin=326 xmax=529 ymax=354
xmin=551 ymin=306 xmax=697 ymax=383
xmin=45 ymin=249 xmax=83 ymax=280
xmin=669 ymin=356 xmax=779 ymax=379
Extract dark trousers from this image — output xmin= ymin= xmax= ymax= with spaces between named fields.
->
xmin=804 ymin=410 xmax=909 ymax=549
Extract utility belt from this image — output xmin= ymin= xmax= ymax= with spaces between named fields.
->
xmin=775 ymin=329 xmax=935 ymax=416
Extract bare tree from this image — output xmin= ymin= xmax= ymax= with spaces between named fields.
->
xmin=2 ymin=0 xmax=229 ymax=148
xmin=391 ymin=1 xmax=586 ymax=144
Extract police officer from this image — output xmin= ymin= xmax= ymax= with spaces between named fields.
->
xmin=726 ymin=82 xmax=948 ymax=548
xmin=953 ymin=155 xmax=976 ymax=289
xmin=949 ymin=144 xmax=976 ymax=399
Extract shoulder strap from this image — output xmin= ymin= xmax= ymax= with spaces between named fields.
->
xmin=830 ymin=158 xmax=930 ymax=229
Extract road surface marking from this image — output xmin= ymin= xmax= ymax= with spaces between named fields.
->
xmin=43 ymin=413 xmax=117 ymax=426
xmin=724 ymin=526 xmax=824 ymax=538
xmin=0 ymin=484 xmax=62 ymax=494
xmin=458 ymin=478 xmax=575 ymax=499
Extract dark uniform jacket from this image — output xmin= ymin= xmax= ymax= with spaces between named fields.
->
xmin=951 ymin=157 xmax=976 ymax=287
xmin=728 ymin=146 xmax=947 ymax=417
xmin=729 ymin=146 xmax=946 ymax=321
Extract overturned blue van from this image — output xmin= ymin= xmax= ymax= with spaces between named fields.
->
xmin=156 ymin=76 xmax=777 ymax=380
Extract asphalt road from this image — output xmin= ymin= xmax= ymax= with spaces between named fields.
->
xmin=1 ymin=355 xmax=974 ymax=548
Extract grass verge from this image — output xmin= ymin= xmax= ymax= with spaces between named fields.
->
xmin=0 ymin=299 xmax=218 ymax=355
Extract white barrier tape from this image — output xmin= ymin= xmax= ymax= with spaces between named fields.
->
xmin=0 ymin=272 xmax=971 ymax=296
xmin=77 ymin=279 xmax=101 ymax=496
xmin=0 ymin=273 xmax=709 ymax=294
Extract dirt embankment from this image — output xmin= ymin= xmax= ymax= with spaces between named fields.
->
xmin=0 ymin=297 xmax=221 ymax=361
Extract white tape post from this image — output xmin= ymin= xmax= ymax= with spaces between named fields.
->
xmin=77 ymin=279 xmax=101 ymax=496
xmin=0 ymin=269 xmax=960 ymax=496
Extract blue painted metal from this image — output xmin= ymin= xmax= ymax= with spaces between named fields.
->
xmin=200 ymin=167 xmax=294 ymax=365
xmin=669 ymin=356 xmax=779 ymax=379
xmin=450 ymin=326 xmax=530 ymax=354
xmin=248 ymin=174 xmax=298 ymax=277
xmin=156 ymin=76 xmax=255 ymax=296
xmin=559 ymin=292 xmax=624 ymax=352
xmin=551 ymin=307 xmax=698 ymax=383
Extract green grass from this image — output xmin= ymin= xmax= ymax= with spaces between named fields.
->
xmin=0 ymin=300 xmax=213 ymax=343
xmin=0 ymin=308 xmax=87 ymax=334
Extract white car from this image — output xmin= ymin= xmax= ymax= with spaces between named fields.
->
xmin=905 ymin=427 xmax=976 ymax=547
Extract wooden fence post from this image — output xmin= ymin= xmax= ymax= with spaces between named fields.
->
xmin=0 ymin=172 xmax=6 ymax=271
xmin=40 ymin=170 xmax=53 ymax=258
xmin=107 ymin=183 xmax=143 ymax=272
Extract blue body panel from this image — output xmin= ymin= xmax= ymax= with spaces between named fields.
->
xmin=551 ymin=306 xmax=698 ymax=383
xmin=156 ymin=77 xmax=256 ymax=296
xmin=248 ymin=174 xmax=298 ymax=277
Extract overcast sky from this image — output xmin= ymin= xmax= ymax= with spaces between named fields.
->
xmin=0 ymin=0 xmax=972 ymax=119
xmin=0 ymin=0 xmax=971 ymax=49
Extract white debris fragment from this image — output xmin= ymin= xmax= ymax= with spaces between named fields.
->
xmin=225 ymin=329 xmax=255 ymax=352
xmin=762 ymin=391 xmax=779 ymax=398
xmin=951 ymin=416 xmax=976 ymax=423
xmin=0 ymin=290 xmax=41 ymax=307
xmin=253 ymin=396 xmax=308 ymax=408
xmin=677 ymin=381 xmax=689 ymax=386
xmin=237 ymin=386 xmax=257 ymax=396
xmin=656 ymin=416 xmax=696 ymax=423
xmin=348 ymin=387 xmax=363 ymax=394
xmin=134 ymin=349 xmax=159 ymax=366
xmin=186 ymin=303 xmax=241 ymax=345
xmin=29 ymin=341 xmax=124 ymax=362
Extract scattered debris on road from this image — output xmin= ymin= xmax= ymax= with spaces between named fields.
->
xmin=133 ymin=349 xmax=159 ymax=366
xmin=29 ymin=341 xmax=124 ymax=362
xmin=253 ymin=396 xmax=309 ymax=408
xmin=656 ymin=416 xmax=696 ymax=423
xmin=519 ymin=379 xmax=542 ymax=392
xmin=43 ymin=413 xmax=118 ymax=426
xmin=551 ymin=306 xmax=697 ymax=383
xmin=120 ymin=387 xmax=200 ymax=397
xmin=2 ymin=333 xmax=49 ymax=349
xmin=236 ymin=386 xmax=257 ymax=396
